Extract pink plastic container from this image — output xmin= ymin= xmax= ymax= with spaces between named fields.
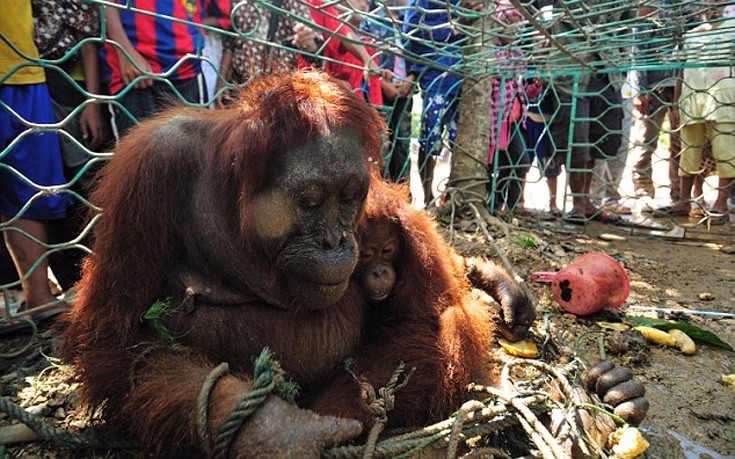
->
xmin=531 ymin=252 xmax=630 ymax=316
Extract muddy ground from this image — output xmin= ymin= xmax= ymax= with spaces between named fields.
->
xmin=1 ymin=214 xmax=733 ymax=458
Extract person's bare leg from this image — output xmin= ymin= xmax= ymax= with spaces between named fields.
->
xmin=569 ymin=161 xmax=597 ymax=215
xmin=2 ymin=218 xmax=59 ymax=312
xmin=693 ymin=174 xmax=705 ymax=200
xmin=668 ymin=175 xmax=695 ymax=214
xmin=547 ymin=176 xmax=560 ymax=214
xmin=422 ymin=155 xmax=437 ymax=207
xmin=712 ymin=177 xmax=733 ymax=214
xmin=568 ymin=170 xmax=587 ymax=215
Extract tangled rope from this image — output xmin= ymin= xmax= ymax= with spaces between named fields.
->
xmin=345 ymin=361 xmax=416 ymax=459
xmin=324 ymin=355 xmax=618 ymax=458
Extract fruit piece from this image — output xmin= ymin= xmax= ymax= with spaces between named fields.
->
xmin=668 ymin=329 xmax=696 ymax=355
xmin=721 ymin=374 xmax=735 ymax=389
xmin=632 ymin=326 xmax=677 ymax=347
xmin=608 ymin=425 xmax=650 ymax=459
xmin=497 ymin=338 xmax=539 ymax=358
xmin=597 ymin=321 xmax=630 ymax=331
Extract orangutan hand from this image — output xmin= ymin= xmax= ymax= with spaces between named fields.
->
xmin=229 ymin=396 xmax=363 ymax=458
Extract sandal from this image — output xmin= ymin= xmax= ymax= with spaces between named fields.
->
xmin=647 ymin=205 xmax=691 ymax=217
xmin=590 ymin=209 xmax=622 ymax=224
xmin=562 ymin=209 xmax=621 ymax=225
xmin=704 ymin=213 xmax=730 ymax=226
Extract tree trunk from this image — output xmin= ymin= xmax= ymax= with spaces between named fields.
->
xmin=447 ymin=16 xmax=492 ymax=208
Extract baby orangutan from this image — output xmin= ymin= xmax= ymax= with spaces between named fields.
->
xmin=355 ymin=214 xmax=535 ymax=341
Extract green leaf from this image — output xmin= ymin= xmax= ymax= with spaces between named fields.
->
xmin=623 ymin=317 xmax=733 ymax=352
xmin=143 ymin=299 xmax=175 ymax=343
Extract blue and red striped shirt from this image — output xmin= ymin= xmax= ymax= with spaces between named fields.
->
xmin=104 ymin=0 xmax=204 ymax=94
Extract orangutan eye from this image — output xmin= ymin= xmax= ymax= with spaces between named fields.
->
xmin=340 ymin=182 xmax=361 ymax=203
xmin=299 ymin=187 xmax=324 ymax=209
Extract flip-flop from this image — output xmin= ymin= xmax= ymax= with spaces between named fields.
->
xmin=590 ymin=209 xmax=622 ymax=224
xmin=0 ymin=306 xmax=69 ymax=337
xmin=647 ymin=206 xmax=691 ymax=217
xmin=561 ymin=211 xmax=587 ymax=224
xmin=563 ymin=209 xmax=621 ymax=225
xmin=703 ymin=213 xmax=730 ymax=226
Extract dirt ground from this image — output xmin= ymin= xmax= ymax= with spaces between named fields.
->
xmin=1 ymin=214 xmax=733 ymax=458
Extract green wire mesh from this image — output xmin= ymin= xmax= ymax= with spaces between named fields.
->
xmin=1 ymin=0 xmax=734 ymax=313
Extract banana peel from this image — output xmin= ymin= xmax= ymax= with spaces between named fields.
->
xmin=497 ymin=338 xmax=539 ymax=358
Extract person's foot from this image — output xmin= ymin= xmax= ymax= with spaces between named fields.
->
xmin=644 ymin=201 xmax=691 ymax=216
xmin=601 ymin=202 xmax=633 ymax=215
xmin=634 ymin=185 xmax=655 ymax=199
xmin=703 ymin=211 xmax=730 ymax=226
xmin=564 ymin=205 xmax=621 ymax=224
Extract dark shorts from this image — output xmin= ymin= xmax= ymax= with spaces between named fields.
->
xmin=549 ymin=75 xmax=622 ymax=167
xmin=0 ymin=83 xmax=70 ymax=220
xmin=110 ymin=76 xmax=205 ymax=140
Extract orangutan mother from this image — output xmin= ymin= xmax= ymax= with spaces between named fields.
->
xmin=62 ymin=72 xmax=643 ymax=458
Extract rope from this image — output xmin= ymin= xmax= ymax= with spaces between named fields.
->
xmin=211 ymin=348 xmax=286 ymax=459
xmin=344 ymin=361 xmax=415 ymax=459
xmin=196 ymin=362 xmax=230 ymax=450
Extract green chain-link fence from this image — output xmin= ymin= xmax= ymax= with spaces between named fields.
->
xmin=1 ymin=0 xmax=734 ymax=319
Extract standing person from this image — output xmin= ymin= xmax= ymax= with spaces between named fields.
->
xmin=1 ymin=0 xmax=71 ymax=319
xmin=32 ymin=0 xmax=109 ymax=292
xmin=305 ymin=0 xmax=389 ymax=105
xmin=216 ymin=0 xmax=311 ymax=96
xmin=542 ymin=0 xmax=633 ymax=223
xmin=362 ymin=0 xmax=413 ymax=182
xmin=522 ymin=78 xmax=563 ymax=216
xmin=590 ymin=72 xmax=634 ymax=216
xmin=486 ymin=5 xmax=531 ymax=215
xmin=659 ymin=7 xmax=735 ymax=224
xmin=201 ymin=0 xmax=231 ymax=107
xmin=103 ymin=0 xmax=206 ymax=139
xmin=628 ymin=1 xmax=698 ymax=203
xmin=401 ymin=0 xmax=481 ymax=207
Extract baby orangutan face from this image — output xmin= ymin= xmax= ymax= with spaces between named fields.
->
xmin=355 ymin=217 xmax=401 ymax=302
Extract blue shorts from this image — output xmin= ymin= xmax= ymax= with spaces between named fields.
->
xmin=0 ymin=83 xmax=70 ymax=220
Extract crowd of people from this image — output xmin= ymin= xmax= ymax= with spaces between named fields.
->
xmin=1 ymin=0 xmax=734 ymax=320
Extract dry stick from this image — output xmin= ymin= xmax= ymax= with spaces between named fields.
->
xmin=445 ymin=404 xmax=466 ymax=459
xmin=501 ymin=358 xmax=599 ymax=457
xmin=0 ymin=423 xmax=41 ymax=446
xmin=486 ymin=386 xmax=566 ymax=459
xmin=514 ymin=411 xmax=558 ymax=459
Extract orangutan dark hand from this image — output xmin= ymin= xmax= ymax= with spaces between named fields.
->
xmin=583 ymin=360 xmax=649 ymax=424
xmin=465 ymin=257 xmax=535 ymax=340
xmin=548 ymin=361 xmax=648 ymax=458
xmin=226 ymin=396 xmax=363 ymax=458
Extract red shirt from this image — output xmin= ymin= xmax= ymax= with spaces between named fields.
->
xmin=306 ymin=0 xmax=383 ymax=105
